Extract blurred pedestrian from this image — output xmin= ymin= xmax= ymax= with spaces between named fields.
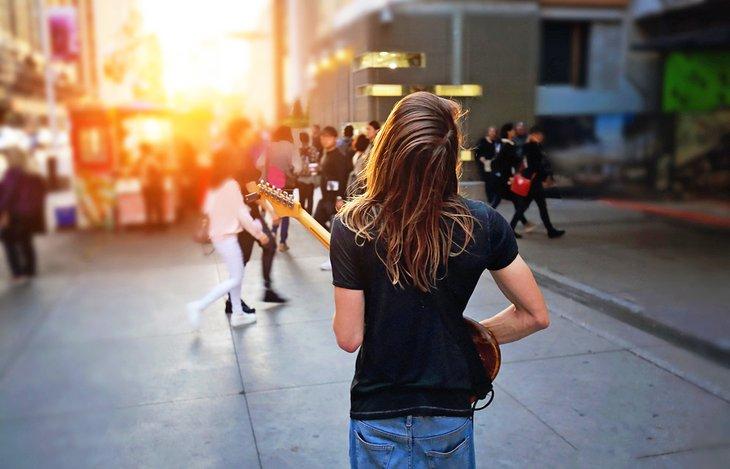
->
xmin=510 ymin=126 xmax=565 ymax=238
xmin=491 ymin=123 xmax=534 ymax=237
xmin=257 ymin=125 xmax=301 ymax=253
xmin=365 ymin=120 xmax=380 ymax=146
xmin=297 ymin=132 xmax=320 ymax=214
xmin=474 ymin=126 xmax=500 ymax=205
xmin=337 ymin=124 xmax=354 ymax=156
xmin=0 ymin=147 xmax=46 ymax=285
xmin=346 ymin=134 xmax=370 ymax=198
xmin=314 ymin=126 xmax=351 ymax=229
xmin=139 ymin=142 xmax=165 ymax=230
xmin=187 ymin=151 xmax=269 ymax=329
xmin=311 ymin=124 xmax=323 ymax=153
xmin=514 ymin=121 xmax=528 ymax=158
xmin=314 ymin=126 xmax=352 ymax=271
xmin=222 ymin=118 xmax=287 ymax=307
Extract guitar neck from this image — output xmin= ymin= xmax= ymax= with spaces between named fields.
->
xmin=293 ymin=210 xmax=331 ymax=250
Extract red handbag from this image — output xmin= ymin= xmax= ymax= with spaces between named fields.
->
xmin=510 ymin=173 xmax=533 ymax=197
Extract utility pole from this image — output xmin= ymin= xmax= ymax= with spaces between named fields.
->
xmin=36 ymin=0 xmax=59 ymax=152
xmin=272 ymin=0 xmax=285 ymax=122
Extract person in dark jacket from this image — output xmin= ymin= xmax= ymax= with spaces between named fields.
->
xmin=474 ymin=126 xmax=500 ymax=205
xmin=314 ymin=126 xmax=352 ymax=229
xmin=491 ymin=123 xmax=534 ymax=237
xmin=0 ymin=147 xmax=45 ymax=284
xmin=510 ymin=126 xmax=565 ymax=238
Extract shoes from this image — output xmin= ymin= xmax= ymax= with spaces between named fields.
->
xmin=263 ymin=289 xmax=288 ymax=303
xmin=186 ymin=301 xmax=203 ymax=330
xmin=320 ymin=260 xmax=332 ymax=271
xmin=10 ymin=275 xmax=30 ymax=286
xmin=225 ymin=299 xmax=256 ymax=315
xmin=278 ymin=242 xmax=289 ymax=253
xmin=548 ymin=229 xmax=566 ymax=239
xmin=523 ymin=221 xmax=537 ymax=234
xmin=230 ymin=312 xmax=257 ymax=327
xmin=513 ymin=231 xmax=523 ymax=239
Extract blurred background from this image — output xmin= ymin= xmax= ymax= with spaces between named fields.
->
xmin=0 ymin=1 xmax=729 ymax=467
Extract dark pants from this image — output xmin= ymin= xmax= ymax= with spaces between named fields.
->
xmin=482 ymin=172 xmax=498 ymax=206
xmin=510 ymin=184 xmax=555 ymax=232
xmin=314 ymin=192 xmax=337 ymax=229
xmin=491 ymin=180 xmax=527 ymax=225
xmin=2 ymin=223 xmax=36 ymax=277
xmin=298 ymin=183 xmax=315 ymax=214
xmin=239 ymin=217 xmax=276 ymax=289
xmin=143 ymin=186 xmax=164 ymax=227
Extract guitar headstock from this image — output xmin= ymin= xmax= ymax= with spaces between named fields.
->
xmin=255 ymin=180 xmax=302 ymax=218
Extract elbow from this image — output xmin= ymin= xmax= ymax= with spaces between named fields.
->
xmin=336 ymin=335 xmax=362 ymax=353
xmin=334 ymin=327 xmax=363 ymax=353
xmin=534 ymin=310 xmax=550 ymax=331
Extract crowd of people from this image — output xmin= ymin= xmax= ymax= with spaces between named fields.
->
xmin=474 ymin=121 xmax=565 ymax=239
xmin=186 ymin=117 xmax=382 ymax=328
xmin=186 ymin=113 xmax=569 ymax=330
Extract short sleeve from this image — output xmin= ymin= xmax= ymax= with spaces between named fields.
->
xmin=330 ymin=217 xmax=364 ymax=290
xmin=486 ymin=210 xmax=519 ymax=271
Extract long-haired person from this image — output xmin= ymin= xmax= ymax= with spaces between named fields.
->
xmin=187 ymin=153 xmax=270 ymax=329
xmin=331 ymin=92 xmax=550 ymax=468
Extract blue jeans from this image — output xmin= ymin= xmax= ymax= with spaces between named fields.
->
xmin=349 ymin=416 xmax=475 ymax=468
xmin=274 ymin=217 xmax=289 ymax=244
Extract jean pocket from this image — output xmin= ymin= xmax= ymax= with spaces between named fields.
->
xmin=353 ymin=430 xmax=395 ymax=468
xmin=425 ymin=435 xmax=471 ymax=469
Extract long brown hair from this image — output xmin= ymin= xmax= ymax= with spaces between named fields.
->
xmin=338 ymin=92 xmax=474 ymax=292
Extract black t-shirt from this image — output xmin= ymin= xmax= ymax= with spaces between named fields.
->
xmin=330 ymin=198 xmax=519 ymax=420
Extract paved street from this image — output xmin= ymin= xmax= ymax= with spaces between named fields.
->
xmin=1 ymin=202 xmax=729 ymax=468
xmin=462 ymin=184 xmax=730 ymax=362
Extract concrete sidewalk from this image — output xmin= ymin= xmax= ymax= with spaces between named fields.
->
xmin=1 ymin=222 xmax=728 ymax=468
xmin=462 ymin=184 xmax=730 ymax=363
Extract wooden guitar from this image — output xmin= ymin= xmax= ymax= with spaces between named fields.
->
xmin=246 ymin=181 xmax=501 ymax=382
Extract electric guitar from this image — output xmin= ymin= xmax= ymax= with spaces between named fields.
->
xmin=246 ymin=181 xmax=501 ymax=382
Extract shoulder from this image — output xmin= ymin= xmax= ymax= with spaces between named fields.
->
xmin=221 ymin=178 xmax=241 ymax=193
xmin=461 ymin=197 xmax=506 ymax=231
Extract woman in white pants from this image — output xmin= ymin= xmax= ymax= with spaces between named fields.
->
xmin=187 ymin=157 xmax=269 ymax=329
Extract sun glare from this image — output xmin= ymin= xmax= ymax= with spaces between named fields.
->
xmin=139 ymin=0 xmax=266 ymax=97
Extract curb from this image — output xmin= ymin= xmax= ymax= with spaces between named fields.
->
xmin=531 ymin=265 xmax=730 ymax=368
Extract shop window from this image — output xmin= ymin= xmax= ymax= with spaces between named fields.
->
xmin=540 ymin=21 xmax=589 ymax=87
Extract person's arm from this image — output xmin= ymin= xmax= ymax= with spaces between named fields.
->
xmin=230 ymin=182 xmax=267 ymax=243
xmin=481 ymin=254 xmax=550 ymax=343
xmin=330 ymin=218 xmax=365 ymax=352
xmin=333 ymin=288 xmax=365 ymax=352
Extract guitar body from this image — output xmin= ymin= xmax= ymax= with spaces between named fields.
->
xmin=248 ymin=180 xmax=501 ymax=382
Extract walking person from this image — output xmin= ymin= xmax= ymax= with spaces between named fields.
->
xmin=223 ymin=118 xmax=287 ymax=309
xmin=139 ymin=142 xmax=165 ymax=230
xmin=510 ymin=126 xmax=566 ymax=238
xmin=345 ymin=134 xmax=370 ymax=198
xmin=0 ymin=147 xmax=45 ymax=285
xmin=330 ymin=92 xmax=550 ymax=468
xmin=474 ymin=126 xmax=500 ymax=205
xmin=337 ymin=124 xmax=354 ymax=156
xmin=257 ymin=125 xmax=300 ymax=252
xmin=313 ymin=126 xmax=351 ymax=229
xmin=491 ymin=122 xmax=534 ymax=237
xmin=297 ymin=131 xmax=320 ymax=214
xmin=186 ymin=152 xmax=270 ymax=329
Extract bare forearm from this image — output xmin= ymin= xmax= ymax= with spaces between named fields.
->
xmin=480 ymin=304 xmax=547 ymax=344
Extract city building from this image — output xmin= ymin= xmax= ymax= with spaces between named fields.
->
xmin=0 ymin=0 xmax=91 ymax=127
xmin=292 ymin=0 xmax=722 ymax=193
